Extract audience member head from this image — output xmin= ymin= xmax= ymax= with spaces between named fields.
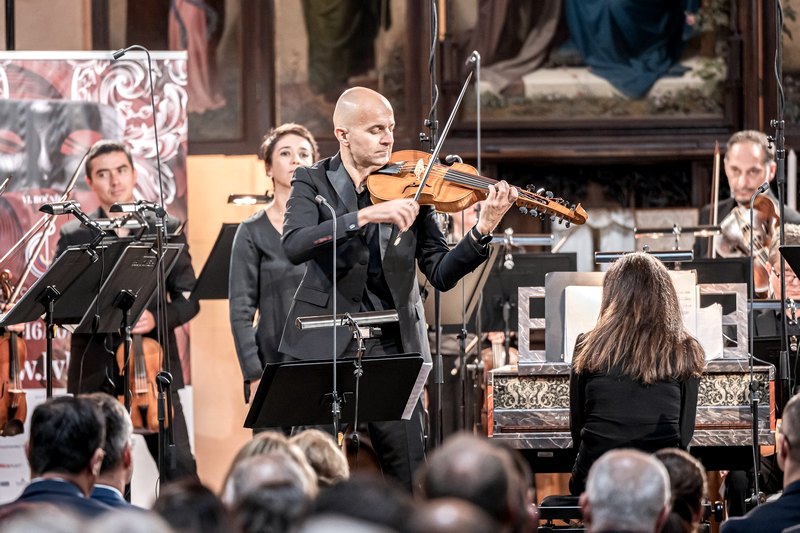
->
xmin=27 ymin=396 xmax=106 ymax=496
xmin=779 ymin=391 xmax=800 ymax=485
xmin=0 ymin=503 xmax=81 ymax=533
xmin=233 ymin=482 xmax=309 ymax=533
xmin=417 ymin=432 xmax=530 ymax=531
xmin=724 ymin=130 xmax=776 ymax=204
xmin=573 ymin=252 xmax=705 ymax=385
xmin=309 ymin=473 xmax=413 ymax=532
xmin=222 ymin=453 xmax=314 ymax=506
xmin=654 ymin=448 xmax=708 ymax=533
xmin=290 ymin=428 xmax=350 ymax=488
xmin=88 ymin=509 xmax=175 ymax=533
xmin=152 ymin=478 xmax=235 ymax=533
xmin=407 ymin=498 xmax=500 ymax=533
xmin=82 ymin=392 xmax=134 ymax=490
xmin=222 ymin=431 xmax=318 ymax=502
xmin=580 ymin=449 xmax=671 ymax=533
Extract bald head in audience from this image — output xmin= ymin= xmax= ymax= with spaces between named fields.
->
xmin=580 ymin=449 xmax=671 ymax=533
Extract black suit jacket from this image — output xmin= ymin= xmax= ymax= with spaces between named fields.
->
xmin=720 ymin=480 xmax=800 ymax=533
xmin=56 ymin=208 xmax=199 ymax=392
xmin=90 ymin=484 xmax=139 ymax=509
xmin=279 ymin=154 xmax=490 ymax=363
xmin=3 ymin=479 xmax=112 ymax=518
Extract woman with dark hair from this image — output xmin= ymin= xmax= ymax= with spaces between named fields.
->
xmin=569 ymin=252 xmax=705 ymax=494
xmin=655 ymin=448 xmax=708 ymax=533
xmin=229 ymin=123 xmax=319 ymax=406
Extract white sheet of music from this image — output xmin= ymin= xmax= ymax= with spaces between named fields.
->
xmin=563 ymin=269 xmax=722 ymax=362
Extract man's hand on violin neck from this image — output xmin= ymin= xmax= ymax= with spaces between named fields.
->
xmin=357 ymin=198 xmax=420 ymax=232
xmin=476 ymin=181 xmax=518 ymax=235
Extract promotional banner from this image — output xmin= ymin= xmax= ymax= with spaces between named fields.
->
xmin=0 ymin=51 xmax=188 ymax=501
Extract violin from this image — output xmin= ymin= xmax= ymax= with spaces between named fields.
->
xmin=368 ymin=150 xmax=588 ymax=226
xmin=0 ymin=270 xmax=27 ymax=437
xmin=116 ymin=334 xmax=167 ymax=433
xmin=716 ymin=195 xmax=779 ymax=298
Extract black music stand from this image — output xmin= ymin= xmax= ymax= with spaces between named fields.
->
xmin=0 ymin=246 xmax=104 ymax=397
xmin=244 ymin=353 xmax=426 ymax=428
xmin=192 ymin=223 xmax=238 ymax=300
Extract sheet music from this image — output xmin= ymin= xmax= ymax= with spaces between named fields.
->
xmin=563 ymin=270 xmax=721 ymax=362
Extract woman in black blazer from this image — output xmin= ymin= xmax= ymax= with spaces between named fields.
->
xmin=569 ymin=252 xmax=705 ymax=494
xmin=228 ymin=123 xmax=318 ymax=402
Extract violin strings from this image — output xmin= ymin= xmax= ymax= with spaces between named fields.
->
xmin=399 ymin=161 xmax=574 ymax=217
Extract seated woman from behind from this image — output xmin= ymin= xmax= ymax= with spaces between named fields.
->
xmin=569 ymin=252 xmax=705 ymax=495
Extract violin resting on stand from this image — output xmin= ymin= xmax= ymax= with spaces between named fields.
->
xmin=0 ymin=270 xmax=27 ymax=437
xmin=368 ymin=150 xmax=588 ymax=227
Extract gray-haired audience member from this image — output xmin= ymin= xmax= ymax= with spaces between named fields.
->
xmin=222 ymin=453 xmax=313 ymax=506
xmin=0 ymin=396 xmax=110 ymax=518
xmin=290 ymin=428 xmax=350 ymax=488
xmin=417 ymin=432 xmax=535 ymax=532
xmin=720 ymin=392 xmax=800 ymax=533
xmin=407 ymin=498 xmax=500 ymax=533
xmin=0 ymin=504 xmax=82 ymax=533
xmin=83 ymin=392 xmax=137 ymax=509
xmin=233 ymin=482 xmax=309 ymax=533
xmin=580 ymin=449 xmax=671 ymax=533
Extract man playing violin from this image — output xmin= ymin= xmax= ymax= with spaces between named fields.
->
xmin=696 ymin=130 xmax=800 ymax=259
xmin=55 ymin=139 xmax=199 ymax=482
xmin=279 ymin=86 xmax=517 ymax=490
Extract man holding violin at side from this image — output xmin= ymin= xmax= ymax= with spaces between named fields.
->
xmin=55 ymin=139 xmax=199 ymax=482
xmin=696 ymin=129 xmax=800 ymax=259
xmin=279 ymin=86 xmax=517 ymax=490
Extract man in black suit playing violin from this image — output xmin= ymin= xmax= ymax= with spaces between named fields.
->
xmin=56 ymin=139 xmax=199 ymax=482
xmin=696 ymin=130 xmax=800 ymax=258
xmin=279 ymin=86 xmax=517 ymax=490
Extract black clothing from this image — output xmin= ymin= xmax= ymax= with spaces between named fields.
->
xmin=229 ymin=210 xmax=305 ymax=380
xmin=56 ymin=208 xmax=199 ymax=481
xmin=720 ymin=480 xmax=800 ymax=533
xmin=279 ymin=153 xmax=490 ymax=490
xmin=569 ymin=362 xmax=699 ymax=495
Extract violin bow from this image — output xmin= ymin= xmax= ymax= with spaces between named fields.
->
xmin=709 ymin=141 xmax=720 ymax=258
xmin=393 ymin=70 xmax=473 ymax=245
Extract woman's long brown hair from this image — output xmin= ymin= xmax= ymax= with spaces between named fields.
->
xmin=572 ymin=252 xmax=705 ymax=384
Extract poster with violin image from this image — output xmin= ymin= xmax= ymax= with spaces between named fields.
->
xmin=0 ymin=52 xmax=189 ymax=503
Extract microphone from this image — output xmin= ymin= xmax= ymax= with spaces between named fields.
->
xmin=39 ymin=200 xmax=79 ymax=215
xmin=111 ymin=200 xmax=167 ymax=218
xmin=112 ymin=47 xmax=130 ymax=60
xmin=465 ymin=50 xmax=480 ymax=67
xmin=756 ymin=182 xmax=771 ymax=194
xmin=444 ymin=154 xmax=463 ymax=165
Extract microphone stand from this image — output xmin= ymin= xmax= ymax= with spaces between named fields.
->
xmin=112 ymin=44 xmax=175 ymax=481
xmin=315 ymin=195 xmax=341 ymax=436
xmin=748 ymin=184 xmax=769 ymax=507
xmin=771 ymin=1 xmax=792 ymax=410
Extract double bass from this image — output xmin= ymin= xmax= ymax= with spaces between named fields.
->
xmin=0 ymin=270 xmax=27 ymax=436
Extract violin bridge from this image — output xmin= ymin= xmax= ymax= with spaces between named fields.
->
xmin=414 ymin=158 xmax=425 ymax=182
